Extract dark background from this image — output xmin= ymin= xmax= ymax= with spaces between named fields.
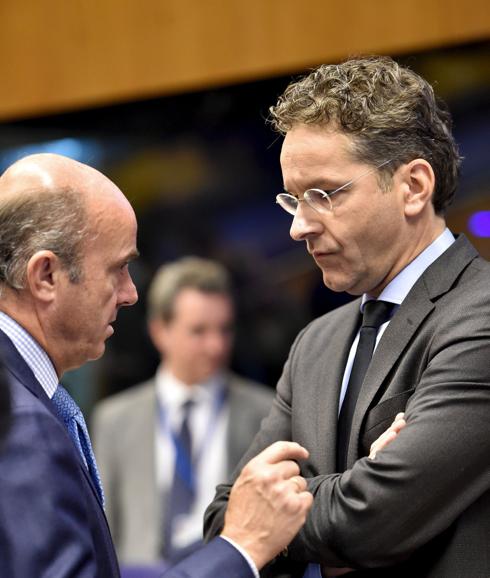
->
xmin=0 ymin=42 xmax=488 ymax=415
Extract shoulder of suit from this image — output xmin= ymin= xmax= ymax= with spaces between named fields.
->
xmin=228 ymin=373 xmax=274 ymax=403
xmin=300 ymin=297 xmax=360 ymax=336
xmin=92 ymin=378 xmax=156 ymax=423
xmin=8 ymin=372 xmax=53 ymax=415
xmin=6 ymin=375 xmax=70 ymax=447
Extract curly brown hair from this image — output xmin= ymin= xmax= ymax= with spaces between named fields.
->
xmin=269 ymin=55 xmax=461 ymax=214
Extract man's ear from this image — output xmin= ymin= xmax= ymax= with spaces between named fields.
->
xmin=402 ymin=159 xmax=436 ymax=218
xmin=147 ymin=317 xmax=170 ymax=355
xmin=25 ymin=251 xmax=62 ymax=303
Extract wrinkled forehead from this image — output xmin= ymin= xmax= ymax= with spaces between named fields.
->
xmin=280 ymin=125 xmax=356 ymax=187
xmin=280 ymin=124 xmax=354 ymax=159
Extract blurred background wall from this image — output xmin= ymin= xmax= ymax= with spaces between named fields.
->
xmin=0 ymin=0 xmax=488 ymax=413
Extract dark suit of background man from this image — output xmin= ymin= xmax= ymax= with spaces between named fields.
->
xmin=93 ymin=256 xmax=273 ymax=565
xmin=0 ymin=153 xmax=313 ymax=578
xmin=205 ymin=55 xmax=490 ymax=578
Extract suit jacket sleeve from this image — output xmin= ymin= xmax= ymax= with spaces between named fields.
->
xmin=0 ymin=402 xmax=98 ymax=577
xmin=203 ymin=329 xmax=304 ymax=544
xmin=205 ymin=264 xmax=490 ymax=571
xmin=162 ymin=537 xmax=255 ymax=578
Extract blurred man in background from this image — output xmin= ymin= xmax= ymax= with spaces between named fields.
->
xmin=93 ymin=256 xmax=274 ymax=566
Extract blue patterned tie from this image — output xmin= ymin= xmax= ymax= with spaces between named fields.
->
xmin=51 ymin=384 xmax=105 ymax=506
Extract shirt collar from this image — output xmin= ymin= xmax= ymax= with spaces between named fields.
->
xmin=0 ymin=312 xmax=59 ymax=398
xmin=155 ymin=365 xmax=225 ymax=412
xmin=361 ymin=228 xmax=455 ymax=310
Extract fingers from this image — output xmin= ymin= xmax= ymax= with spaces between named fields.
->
xmin=222 ymin=442 xmax=313 ymax=570
xmin=254 ymin=440 xmax=310 ymax=465
xmin=369 ymin=412 xmax=406 ymax=459
xmin=241 ymin=441 xmax=309 ymax=481
xmin=289 ymin=475 xmax=307 ymax=493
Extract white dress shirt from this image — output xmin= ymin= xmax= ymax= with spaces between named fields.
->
xmin=155 ymin=366 xmax=230 ymax=551
xmin=338 ymin=228 xmax=455 ymax=411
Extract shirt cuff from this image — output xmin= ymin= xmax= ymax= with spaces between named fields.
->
xmin=220 ymin=535 xmax=260 ymax=578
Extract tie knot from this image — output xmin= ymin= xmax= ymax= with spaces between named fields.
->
xmin=52 ymin=384 xmax=81 ymax=421
xmin=362 ymin=300 xmax=394 ymax=329
xmin=181 ymin=398 xmax=194 ymax=414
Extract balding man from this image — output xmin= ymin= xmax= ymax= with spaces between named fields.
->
xmin=0 ymin=153 xmax=138 ymax=577
xmin=0 ymin=154 xmax=314 ymax=578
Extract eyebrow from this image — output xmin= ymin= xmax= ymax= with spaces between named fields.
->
xmin=283 ymin=178 xmax=346 ymax=195
xmin=125 ymin=249 xmax=140 ymax=262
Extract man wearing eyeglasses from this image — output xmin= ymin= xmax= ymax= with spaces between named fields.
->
xmin=205 ymin=56 xmax=490 ymax=577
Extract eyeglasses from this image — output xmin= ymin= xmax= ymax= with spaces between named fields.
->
xmin=276 ymin=159 xmax=392 ymax=215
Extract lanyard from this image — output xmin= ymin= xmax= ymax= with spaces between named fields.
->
xmin=157 ymin=386 xmax=228 ymax=492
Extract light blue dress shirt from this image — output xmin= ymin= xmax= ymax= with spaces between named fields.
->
xmin=0 ymin=311 xmax=58 ymax=398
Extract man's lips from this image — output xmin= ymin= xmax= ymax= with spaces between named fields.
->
xmin=106 ymin=317 xmax=117 ymax=336
xmin=311 ymin=250 xmax=336 ymax=259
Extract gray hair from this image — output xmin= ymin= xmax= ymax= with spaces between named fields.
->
xmin=0 ymin=187 xmax=89 ymax=292
xmin=147 ymin=256 xmax=231 ymax=322
xmin=269 ymin=55 xmax=461 ymax=214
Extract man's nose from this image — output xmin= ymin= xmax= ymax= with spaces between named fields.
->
xmin=120 ymin=274 xmax=138 ymax=307
xmin=289 ymin=202 xmax=323 ymax=241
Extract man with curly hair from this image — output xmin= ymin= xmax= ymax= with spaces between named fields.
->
xmin=205 ymin=56 xmax=490 ymax=577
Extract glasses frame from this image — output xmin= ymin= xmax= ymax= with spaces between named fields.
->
xmin=276 ymin=159 xmax=393 ymax=216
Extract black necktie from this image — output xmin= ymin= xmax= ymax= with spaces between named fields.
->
xmin=162 ymin=399 xmax=195 ymax=561
xmin=336 ymin=300 xmax=395 ymax=471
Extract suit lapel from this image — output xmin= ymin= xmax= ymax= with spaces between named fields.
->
xmin=0 ymin=329 xmax=106 ymax=509
xmin=0 ymin=329 xmax=53 ymax=414
xmin=311 ymin=300 xmax=360 ymax=473
xmin=348 ymin=285 xmax=434 ymax=466
xmin=347 ymin=235 xmax=479 ymax=467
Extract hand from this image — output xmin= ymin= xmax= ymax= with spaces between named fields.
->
xmin=369 ymin=412 xmax=407 ymax=460
xmin=221 ymin=441 xmax=313 ymax=570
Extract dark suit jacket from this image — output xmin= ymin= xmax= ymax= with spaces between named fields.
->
xmin=162 ymin=537 xmax=254 ymax=578
xmin=0 ymin=329 xmax=120 ymax=578
xmin=204 ymin=235 xmax=490 ymax=578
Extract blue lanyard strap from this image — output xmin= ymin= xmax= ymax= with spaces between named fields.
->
xmin=157 ymin=386 xmax=228 ymax=493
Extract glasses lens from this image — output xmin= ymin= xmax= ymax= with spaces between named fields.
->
xmin=305 ymin=189 xmax=332 ymax=212
xmin=276 ymin=193 xmax=298 ymax=215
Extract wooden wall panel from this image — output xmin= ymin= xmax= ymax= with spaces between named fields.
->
xmin=0 ymin=0 xmax=488 ymax=120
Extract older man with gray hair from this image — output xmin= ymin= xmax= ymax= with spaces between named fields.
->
xmin=0 ymin=154 xmax=313 ymax=578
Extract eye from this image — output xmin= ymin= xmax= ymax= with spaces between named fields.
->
xmin=276 ymin=192 xmax=299 ymax=215
xmin=117 ymin=262 xmax=130 ymax=275
xmin=306 ymin=189 xmax=332 ymax=202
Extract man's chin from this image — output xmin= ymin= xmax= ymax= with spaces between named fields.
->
xmin=322 ymin=272 xmax=365 ymax=296
xmin=86 ymin=343 xmax=106 ymax=363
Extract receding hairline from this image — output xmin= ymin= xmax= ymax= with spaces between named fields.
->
xmin=0 ymin=153 xmax=127 ymax=209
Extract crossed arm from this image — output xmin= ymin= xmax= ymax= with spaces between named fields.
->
xmin=219 ymin=414 xmax=407 ymax=572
